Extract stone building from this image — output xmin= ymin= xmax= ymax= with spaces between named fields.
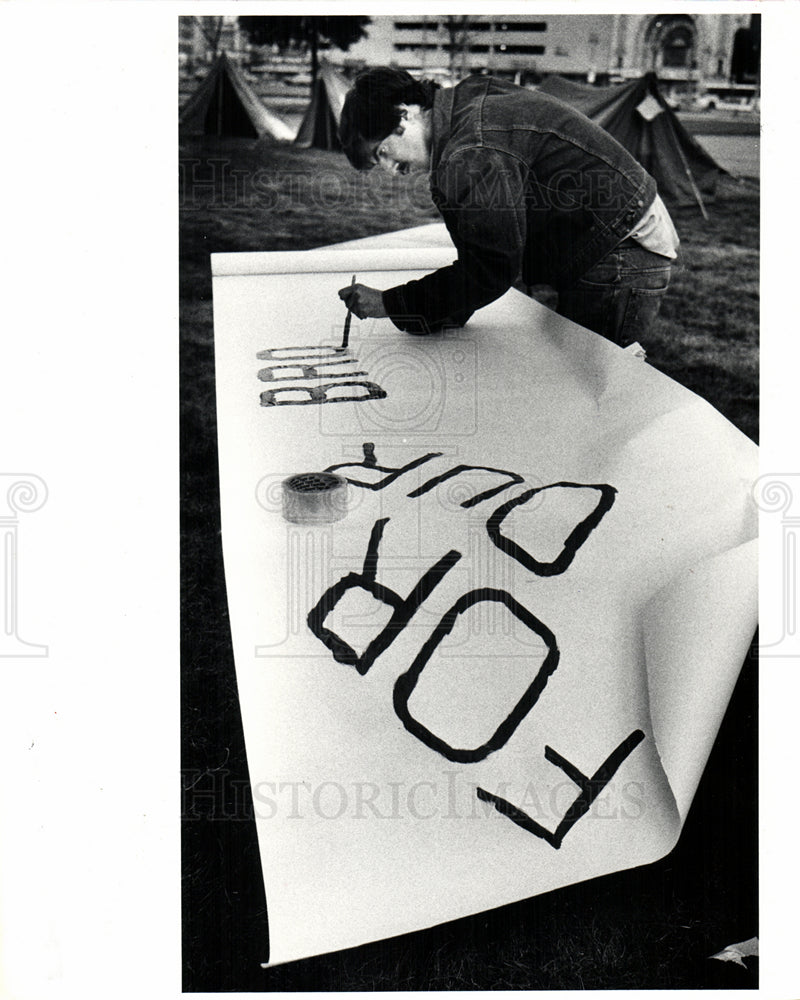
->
xmin=331 ymin=14 xmax=759 ymax=95
xmin=179 ymin=14 xmax=759 ymax=99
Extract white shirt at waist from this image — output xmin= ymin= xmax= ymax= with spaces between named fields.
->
xmin=625 ymin=193 xmax=680 ymax=259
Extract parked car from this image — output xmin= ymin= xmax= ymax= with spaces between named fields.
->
xmin=692 ymin=93 xmax=757 ymax=113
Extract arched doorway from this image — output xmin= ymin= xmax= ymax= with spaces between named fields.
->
xmin=731 ymin=15 xmax=760 ymax=84
xmin=642 ymin=14 xmax=697 ymax=73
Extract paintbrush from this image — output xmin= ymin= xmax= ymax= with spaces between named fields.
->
xmin=342 ymin=274 xmax=356 ymax=349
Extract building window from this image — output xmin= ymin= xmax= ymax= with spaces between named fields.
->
xmin=495 ymin=44 xmax=546 ymax=56
xmin=495 ymin=21 xmax=547 ymax=32
xmin=394 ymin=21 xmax=440 ymax=31
xmin=394 ymin=42 xmax=439 ymax=51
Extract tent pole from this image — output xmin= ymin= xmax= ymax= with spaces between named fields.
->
xmin=673 ymin=128 xmax=709 ymax=220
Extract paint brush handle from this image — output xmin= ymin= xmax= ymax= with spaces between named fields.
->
xmin=342 ymin=274 xmax=356 ymax=349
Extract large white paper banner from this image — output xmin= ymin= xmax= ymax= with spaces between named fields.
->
xmin=211 ymin=242 xmax=757 ymax=967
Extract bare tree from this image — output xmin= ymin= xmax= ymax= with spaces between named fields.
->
xmin=194 ymin=16 xmax=224 ymax=62
xmin=444 ymin=15 xmax=471 ymax=82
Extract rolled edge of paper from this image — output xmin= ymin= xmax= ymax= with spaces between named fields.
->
xmin=281 ymin=472 xmax=349 ymax=524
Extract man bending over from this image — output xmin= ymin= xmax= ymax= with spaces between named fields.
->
xmin=337 ymin=67 xmax=678 ymax=347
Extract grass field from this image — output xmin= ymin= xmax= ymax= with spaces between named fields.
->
xmin=180 ymin=137 xmax=758 ymax=991
xmin=181 ymin=138 xmax=758 ymax=441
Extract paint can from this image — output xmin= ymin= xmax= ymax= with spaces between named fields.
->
xmin=281 ymin=472 xmax=349 ymax=524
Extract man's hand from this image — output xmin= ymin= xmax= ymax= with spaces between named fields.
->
xmin=338 ymin=283 xmax=388 ymax=319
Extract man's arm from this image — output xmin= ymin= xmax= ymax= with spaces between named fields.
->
xmin=383 ymin=147 xmax=529 ymax=333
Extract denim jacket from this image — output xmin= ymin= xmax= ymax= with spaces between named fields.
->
xmin=382 ymin=75 xmax=657 ymax=333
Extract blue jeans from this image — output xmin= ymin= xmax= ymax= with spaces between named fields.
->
xmin=555 ymin=240 xmax=673 ymax=348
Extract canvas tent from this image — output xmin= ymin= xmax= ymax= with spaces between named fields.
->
xmin=537 ymin=72 xmax=726 ymax=211
xmin=180 ymin=52 xmax=295 ymax=141
xmin=294 ymin=61 xmax=351 ymax=150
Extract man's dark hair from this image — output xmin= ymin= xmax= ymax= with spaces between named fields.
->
xmin=338 ymin=66 xmax=440 ymax=170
